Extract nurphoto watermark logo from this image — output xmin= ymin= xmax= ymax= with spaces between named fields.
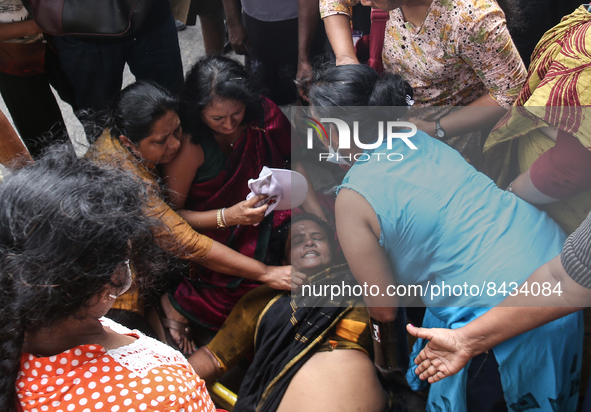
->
xmin=303 ymin=113 xmax=418 ymax=164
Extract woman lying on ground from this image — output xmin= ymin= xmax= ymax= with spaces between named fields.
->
xmin=188 ymin=213 xmax=391 ymax=412
xmin=160 ymin=55 xmax=325 ymax=340
xmin=0 ymin=148 xmax=223 ymax=412
xmin=307 ymin=64 xmax=582 ymax=412
xmin=85 ymin=80 xmax=291 ymax=354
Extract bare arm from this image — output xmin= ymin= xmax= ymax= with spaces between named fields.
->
xmin=508 ymin=168 xmax=558 ymax=204
xmin=508 ymin=127 xmax=587 ymax=205
xmin=409 ymin=94 xmax=507 ymax=138
xmin=0 ymin=109 xmax=32 ymax=168
xmin=164 ymin=137 xmax=269 ymax=229
xmin=0 ymin=19 xmax=42 ymax=42
xmin=408 ymin=255 xmax=590 ymax=383
xmin=201 ymin=240 xmax=292 ymax=290
xmin=221 ymin=0 xmax=249 ymax=55
xmin=322 ymin=14 xmax=359 ymax=66
xmin=293 ymin=161 xmax=327 ymax=221
xmin=163 ymin=135 xmax=203 ymax=209
xmin=296 ymin=0 xmax=320 ymax=98
xmin=335 ymin=188 xmax=399 ymax=321
xmin=188 ymin=347 xmax=225 ymax=383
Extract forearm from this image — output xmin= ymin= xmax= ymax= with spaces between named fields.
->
xmin=509 ymin=169 xmax=559 ymax=205
xmin=188 ymin=347 xmax=225 ymax=383
xmin=298 ymin=0 xmax=319 ymax=64
xmin=177 ymin=209 xmax=221 ymax=231
xmin=437 ymin=94 xmax=506 ymax=137
xmin=222 ymin=0 xmax=242 ymax=29
xmin=200 ymin=240 xmax=269 ymax=282
xmin=293 ymin=161 xmax=327 ymax=221
xmin=458 ymin=256 xmax=588 ymax=355
xmin=322 ymin=14 xmax=359 ymax=65
xmin=0 ymin=20 xmax=42 ymax=42
xmin=0 ymin=109 xmax=33 ymax=168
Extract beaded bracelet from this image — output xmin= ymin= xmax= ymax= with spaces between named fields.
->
xmin=216 ymin=208 xmax=227 ymax=229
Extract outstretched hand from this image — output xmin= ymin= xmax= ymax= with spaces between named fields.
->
xmin=406 ymin=324 xmax=476 ymax=383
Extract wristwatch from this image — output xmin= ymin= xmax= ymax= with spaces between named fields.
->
xmin=435 ymin=119 xmax=446 ymax=139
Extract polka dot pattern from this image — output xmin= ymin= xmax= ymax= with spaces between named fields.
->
xmin=16 ymin=321 xmax=219 ymax=412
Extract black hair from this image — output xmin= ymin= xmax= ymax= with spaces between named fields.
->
xmin=84 ymin=81 xmax=179 ymax=144
xmin=0 ymin=146 xmax=166 ymax=412
xmin=179 ymin=55 xmax=264 ymax=145
xmin=267 ymin=213 xmax=337 ymax=266
xmin=308 ymin=64 xmax=413 ymax=144
xmin=309 ymin=64 xmax=412 ymax=107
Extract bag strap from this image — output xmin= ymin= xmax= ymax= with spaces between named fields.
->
xmin=368 ymin=9 xmax=389 ymax=75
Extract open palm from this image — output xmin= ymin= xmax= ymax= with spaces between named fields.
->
xmin=406 ymin=324 xmax=476 ymax=383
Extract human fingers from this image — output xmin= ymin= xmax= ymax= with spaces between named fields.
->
xmin=413 ymin=348 xmax=429 ymax=366
xmin=291 ymin=270 xmax=308 ymax=292
xmin=243 ymin=194 xmax=268 ymax=208
xmin=271 ymin=265 xmax=292 ymax=290
xmin=249 ymin=203 xmax=269 ymax=218
xmin=414 ymin=357 xmax=432 ymax=376
xmin=428 ymin=371 xmax=448 ymax=384
xmin=418 ymin=363 xmax=439 ymax=381
xmin=406 ymin=324 xmax=435 ymax=341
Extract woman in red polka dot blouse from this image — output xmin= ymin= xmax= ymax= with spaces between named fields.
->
xmin=0 ymin=148 xmax=225 ymax=412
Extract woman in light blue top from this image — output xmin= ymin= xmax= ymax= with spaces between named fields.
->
xmin=308 ymin=64 xmax=582 ymax=412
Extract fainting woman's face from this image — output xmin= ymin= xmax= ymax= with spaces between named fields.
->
xmin=122 ymin=110 xmax=182 ymax=167
xmin=201 ymin=98 xmax=246 ymax=137
xmin=285 ymin=220 xmax=333 ymax=275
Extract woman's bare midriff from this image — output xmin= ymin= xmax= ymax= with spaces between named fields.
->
xmin=277 ymin=349 xmax=387 ymax=412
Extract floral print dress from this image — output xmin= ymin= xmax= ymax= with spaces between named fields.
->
xmin=320 ymin=0 xmax=527 ymax=170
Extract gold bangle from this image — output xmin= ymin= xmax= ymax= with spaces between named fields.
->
xmin=216 ymin=208 xmax=227 ymax=229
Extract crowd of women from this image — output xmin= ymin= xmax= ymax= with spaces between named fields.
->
xmin=1 ymin=0 xmax=591 ymax=411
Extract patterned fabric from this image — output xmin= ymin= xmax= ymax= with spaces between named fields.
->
xmin=320 ymin=0 xmax=526 ymax=171
xmin=86 ymin=131 xmax=214 ymax=313
xmin=205 ymin=265 xmax=370 ymax=412
xmin=173 ymin=97 xmax=292 ymax=330
xmin=320 ymin=0 xmax=525 ymax=108
xmin=16 ymin=318 xmax=219 ymax=412
xmin=338 ymin=131 xmax=582 ymax=411
xmin=484 ymin=6 xmax=591 ymax=234
xmin=562 ymin=211 xmax=591 ymax=288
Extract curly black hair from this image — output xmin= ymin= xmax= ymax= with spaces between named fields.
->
xmin=0 ymin=146 xmax=166 ymax=412
xmin=179 ymin=55 xmax=264 ymax=145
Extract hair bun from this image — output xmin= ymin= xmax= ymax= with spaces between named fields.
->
xmin=369 ymin=73 xmax=413 ymax=107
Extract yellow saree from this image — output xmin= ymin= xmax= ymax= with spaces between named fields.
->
xmin=483 ymin=6 xmax=591 ymax=233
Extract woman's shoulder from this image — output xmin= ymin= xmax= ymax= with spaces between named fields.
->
xmin=259 ymin=96 xmax=288 ymax=126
